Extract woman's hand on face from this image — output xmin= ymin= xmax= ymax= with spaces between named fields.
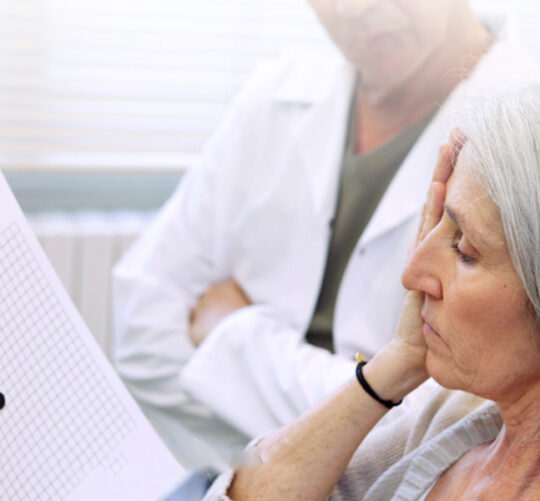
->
xmin=391 ymin=131 xmax=465 ymax=378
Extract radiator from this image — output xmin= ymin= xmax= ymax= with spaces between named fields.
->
xmin=29 ymin=212 xmax=151 ymax=359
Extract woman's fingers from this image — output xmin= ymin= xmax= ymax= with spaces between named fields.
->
xmin=432 ymin=143 xmax=454 ymax=184
xmin=395 ymin=290 xmax=426 ymax=348
xmin=420 ymin=181 xmax=446 ymax=240
xmin=416 ymin=130 xmax=466 ymax=243
xmin=416 ymin=144 xmax=451 ymax=242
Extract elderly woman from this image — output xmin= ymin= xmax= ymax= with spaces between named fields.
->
xmin=202 ymin=85 xmax=540 ymax=500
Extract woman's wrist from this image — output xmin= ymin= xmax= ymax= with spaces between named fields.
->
xmin=360 ymin=343 xmax=428 ymax=404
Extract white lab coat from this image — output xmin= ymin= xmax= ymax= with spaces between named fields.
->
xmin=112 ymin=19 xmax=537 ymax=469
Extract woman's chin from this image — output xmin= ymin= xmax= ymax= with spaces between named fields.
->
xmin=425 ymin=353 xmax=461 ymax=391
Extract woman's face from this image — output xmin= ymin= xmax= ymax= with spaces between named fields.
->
xmin=308 ymin=0 xmax=452 ymax=87
xmin=402 ymin=150 xmax=540 ymax=402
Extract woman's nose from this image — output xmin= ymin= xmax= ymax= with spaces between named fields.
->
xmin=336 ymin=0 xmax=378 ymax=17
xmin=402 ymin=234 xmax=443 ymax=300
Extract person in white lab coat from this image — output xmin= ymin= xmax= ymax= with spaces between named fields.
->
xmin=112 ymin=0 xmax=538 ymax=469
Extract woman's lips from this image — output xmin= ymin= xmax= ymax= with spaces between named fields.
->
xmin=422 ymin=320 xmax=441 ymax=339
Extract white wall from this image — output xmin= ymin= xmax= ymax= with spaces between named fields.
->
xmin=472 ymin=0 xmax=540 ymax=61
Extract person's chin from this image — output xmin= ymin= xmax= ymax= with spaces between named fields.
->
xmin=365 ymin=46 xmax=435 ymax=91
xmin=425 ymin=352 xmax=462 ymax=391
xmin=356 ymin=57 xmax=424 ymax=99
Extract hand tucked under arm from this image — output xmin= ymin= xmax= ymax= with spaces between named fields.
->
xmin=189 ymin=279 xmax=251 ymax=347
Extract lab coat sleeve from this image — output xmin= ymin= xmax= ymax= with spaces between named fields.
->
xmin=111 ymin=158 xmax=219 ymax=414
xmin=181 ymin=304 xmax=356 ymax=438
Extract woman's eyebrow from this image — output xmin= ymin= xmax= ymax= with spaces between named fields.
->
xmin=444 ymin=203 xmax=502 ymax=250
xmin=445 ymin=203 xmax=483 ymax=244
xmin=444 ymin=204 xmax=462 ymax=227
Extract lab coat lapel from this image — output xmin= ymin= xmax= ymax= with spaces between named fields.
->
xmin=262 ymin=51 xmax=355 ymax=330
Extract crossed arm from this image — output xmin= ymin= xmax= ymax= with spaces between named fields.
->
xmin=189 ymin=279 xmax=251 ymax=347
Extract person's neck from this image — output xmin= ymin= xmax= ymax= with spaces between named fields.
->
xmin=478 ymin=383 xmax=540 ymax=497
xmin=356 ymin=8 xmax=493 ymax=153
xmin=496 ymin=378 xmax=540 ymax=446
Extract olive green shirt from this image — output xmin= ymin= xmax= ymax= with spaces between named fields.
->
xmin=306 ymin=98 xmax=433 ymax=352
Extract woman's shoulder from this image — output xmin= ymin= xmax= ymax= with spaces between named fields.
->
xmin=403 ymin=381 xmax=497 ymax=447
xmin=331 ymin=384 xmax=500 ymax=501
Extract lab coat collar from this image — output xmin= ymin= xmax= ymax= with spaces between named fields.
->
xmin=272 ymin=47 xmax=353 ymax=105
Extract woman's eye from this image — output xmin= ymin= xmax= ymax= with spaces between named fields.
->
xmin=451 ymin=242 xmax=475 ymax=264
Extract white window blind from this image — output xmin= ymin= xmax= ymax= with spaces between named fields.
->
xmin=0 ymin=0 xmax=325 ymax=173
xmin=2 ymin=0 xmax=538 ymax=175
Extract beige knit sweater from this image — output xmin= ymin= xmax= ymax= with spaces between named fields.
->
xmin=203 ymin=385 xmax=501 ymax=500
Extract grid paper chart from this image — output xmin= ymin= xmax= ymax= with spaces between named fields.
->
xmin=0 ymin=223 xmax=136 ymax=500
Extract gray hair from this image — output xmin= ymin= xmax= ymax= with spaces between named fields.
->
xmin=458 ymin=84 xmax=540 ymax=321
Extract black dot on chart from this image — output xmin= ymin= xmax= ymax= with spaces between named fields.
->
xmin=0 ymin=393 xmax=4 ymax=410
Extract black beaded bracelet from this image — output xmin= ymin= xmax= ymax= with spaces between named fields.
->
xmin=355 ymin=360 xmax=402 ymax=409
